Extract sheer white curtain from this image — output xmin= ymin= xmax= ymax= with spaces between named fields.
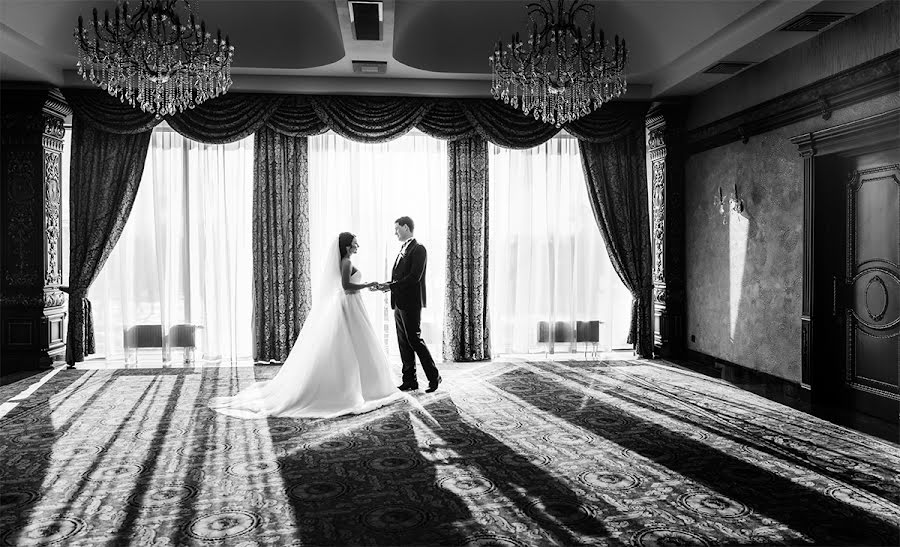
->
xmin=488 ymin=135 xmax=632 ymax=355
xmin=89 ymin=127 xmax=254 ymax=363
xmin=308 ymin=131 xmax=447 ymax=358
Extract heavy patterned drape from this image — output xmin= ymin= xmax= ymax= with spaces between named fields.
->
xmin=64 ymin=89 xmax=649 ymax=363
xmin=253 ymin=127 xmax=312 ymax=362
xmin=64 ymin=91 xmax=646 ymax=146
xmin=445 ymin=136 xmax=491 ymax=361
xmin=578 ymin=119 xmax=653 ymax=358
xmin=65 ymin=119 xmax=151 ymax=364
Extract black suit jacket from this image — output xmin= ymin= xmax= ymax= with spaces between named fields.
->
xmin=390 ymin=239 xmax=427 ymax=310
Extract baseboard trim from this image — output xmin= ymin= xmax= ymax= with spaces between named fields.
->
xmin=671 ymin=349 xmax=811 ymax=411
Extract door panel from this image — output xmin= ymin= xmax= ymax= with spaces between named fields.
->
xmin=855 ymin=175 xmax=899 ymax=265
xmin=846 ymin=159 xmax=900 ymax=405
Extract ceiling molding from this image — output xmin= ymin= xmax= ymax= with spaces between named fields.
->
xmin=59 ymin=68 xmax=651 ymax=99
xmin=0 ymin=1 xmax=883 ymax=100
xmin=651 ymin=0 xmax=818 ymax=96
xmin=689 ymin=52 xmax=900 ymax=154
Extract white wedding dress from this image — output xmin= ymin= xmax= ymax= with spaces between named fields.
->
xmin=210 ymin=238 xmax=404 ymax=419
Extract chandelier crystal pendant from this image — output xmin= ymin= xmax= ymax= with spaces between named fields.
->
xmin=489 ymin=0 xmax=627 ymax=127
xmin=74 ymin=0 xmax=235 ymax=117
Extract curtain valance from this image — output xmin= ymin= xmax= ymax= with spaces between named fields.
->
xmin=64 ymin=89 xmax=158 ymax=135
xmin=164 ymin=93 xmax=284 ymax=144
xmin=62 ymin=89 xmax=648 ymax=146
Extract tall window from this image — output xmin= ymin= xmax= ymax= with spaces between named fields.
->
xmin=489 ymin=135 xmax=632 ymax=355
xmin=308 ymin=131 xmax=447 ymax=358
xmin=88 ymin=127 xmax=254 ymax=363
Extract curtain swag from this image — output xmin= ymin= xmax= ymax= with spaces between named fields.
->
xmin=61 ymin=87 xmax=652 ymax=362
xmin=62 ymin=89 xmax=648 ymax=146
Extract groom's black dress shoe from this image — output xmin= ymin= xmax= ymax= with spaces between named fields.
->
xmin=425 ymin=376 xmax=442 ymax=393
xmin=398 ymin=383 xmax=418 ymax=392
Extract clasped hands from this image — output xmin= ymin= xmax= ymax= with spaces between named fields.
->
xmin=366 ymin=282 xmax=391 ymax=292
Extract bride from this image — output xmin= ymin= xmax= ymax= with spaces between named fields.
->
xmin=210 ymin=232 xmax=404 ymax=418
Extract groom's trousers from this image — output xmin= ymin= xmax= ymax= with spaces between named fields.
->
xmin=394 ymin=307 xmax=439 ymax=386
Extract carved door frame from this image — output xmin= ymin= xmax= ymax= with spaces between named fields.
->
xmin=791 ymin=107 xmax=900 ymax=397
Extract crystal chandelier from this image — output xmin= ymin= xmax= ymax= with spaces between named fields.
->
xmin=489 ymin=0 xmax=627 ymax=127
xmin=74 ymin=0 xmax=234 ymax=117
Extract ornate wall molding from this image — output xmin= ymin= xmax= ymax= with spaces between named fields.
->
xmin=0 ymin=292 xmax=65 ymax=308
xmin=0 ymin=113 xmax=43 ymax=145
xmin=648 ymin=127 xmax=666 ymax=150
xmin=44 ymin=150 xmax=62 ymax=286
xmin=1 ymin=294 xmax=43 ymax=306
xmin=688 ymin=51 xmax=899 ymax=154
xmin=5 ymin=150 xmax=39 ymax=286
xmin=652 ymin=160 xmax=666 ymax=284
xmin=647 ymin=103 xmax=687 ymax=357
xmin=43 ymin=114 xmax=65 ymax=139
xmin=43 ymin=115 xmax=65 ymax=152
xmin=791 ymin=107 xmax=900 ymax=157
xmin=1 ymin=87 xmax=70 ymax=371
xmin=44 ymin=289 xmax=67 ymax=308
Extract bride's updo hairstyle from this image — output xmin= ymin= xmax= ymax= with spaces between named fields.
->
xmin=338 ymin=232 xmax=356 ymax=259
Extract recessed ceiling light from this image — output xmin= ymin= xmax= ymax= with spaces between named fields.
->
xmin=349 ymin=1 xmax=383 ymax=41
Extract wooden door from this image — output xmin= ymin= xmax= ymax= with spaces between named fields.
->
xmin=844 ymin=152 xmax=899 ymax=419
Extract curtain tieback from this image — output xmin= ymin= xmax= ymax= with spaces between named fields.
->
xmin=68 ymin=286 xmax=88 ymax=298
xmin=631 ymin=287 xmax=653 ymax=300
xmin=67 ymin=288 xmax=93 ymax=314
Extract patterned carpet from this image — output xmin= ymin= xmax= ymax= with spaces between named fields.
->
xmin=0 ymin=359 xmax=897 ymax=546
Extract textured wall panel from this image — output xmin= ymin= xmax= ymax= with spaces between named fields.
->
xmin=685 ymin=93 xmax=900 ymax=382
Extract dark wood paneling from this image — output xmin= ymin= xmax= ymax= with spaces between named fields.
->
xmin=792 ymin=108 xmax=900 ymax=423
xmin=647 ymin=103 xmax=687 ymax=358
xmin=1 ymin=88 xmax=70 ymax=371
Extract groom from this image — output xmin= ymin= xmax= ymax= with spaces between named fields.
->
xmin=374 ymin=216 xmax=441 ymax=393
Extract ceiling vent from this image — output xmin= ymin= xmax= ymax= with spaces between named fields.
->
xmin=779 ymin=12 xmax=851 ymax=32
xmin=352 ymin=60 xmax=387 ymax=74
xmin=349 ymin=1 xmax=383 ymax=40
xmin=703 ymin=62 xmax=755 ymax=75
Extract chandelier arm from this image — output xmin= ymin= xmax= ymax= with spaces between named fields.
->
xmin=571 ymin=4 xmax=595 ymax=49
xmin=532 ymin=0 xmax=554 ymax=19
xmin=526 ymin=2 xmax=550 ymax=29
xmin=181 ymin=0 xmax=199 ymax=18
xmin=490 ymin=0 xmax=627 ymax=126
xmin=74 ymin=0 xmax=234 ymax=115
xmin=567 ymin=0 xmax=589 ymax=24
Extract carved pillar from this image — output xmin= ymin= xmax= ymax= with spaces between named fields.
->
xmin=646 ymin=104 xmax=687 ymax=358
xmin=1 ymin=88 xmax=70 ymax=371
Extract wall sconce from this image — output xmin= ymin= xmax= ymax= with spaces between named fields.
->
xmin=714 ymin=185 xmax=745 ymax=224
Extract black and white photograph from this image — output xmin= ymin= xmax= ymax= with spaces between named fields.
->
xmin=0 ymin=0 xmax=897 ymax=544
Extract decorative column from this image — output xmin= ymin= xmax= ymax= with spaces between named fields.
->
xmin=798 ymin=145 xmax=816 ymax=390
xmin=1 ymin=88 xmax=71 ymax=371
xmin=646 ymin=104 xmax=687 ymax=358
